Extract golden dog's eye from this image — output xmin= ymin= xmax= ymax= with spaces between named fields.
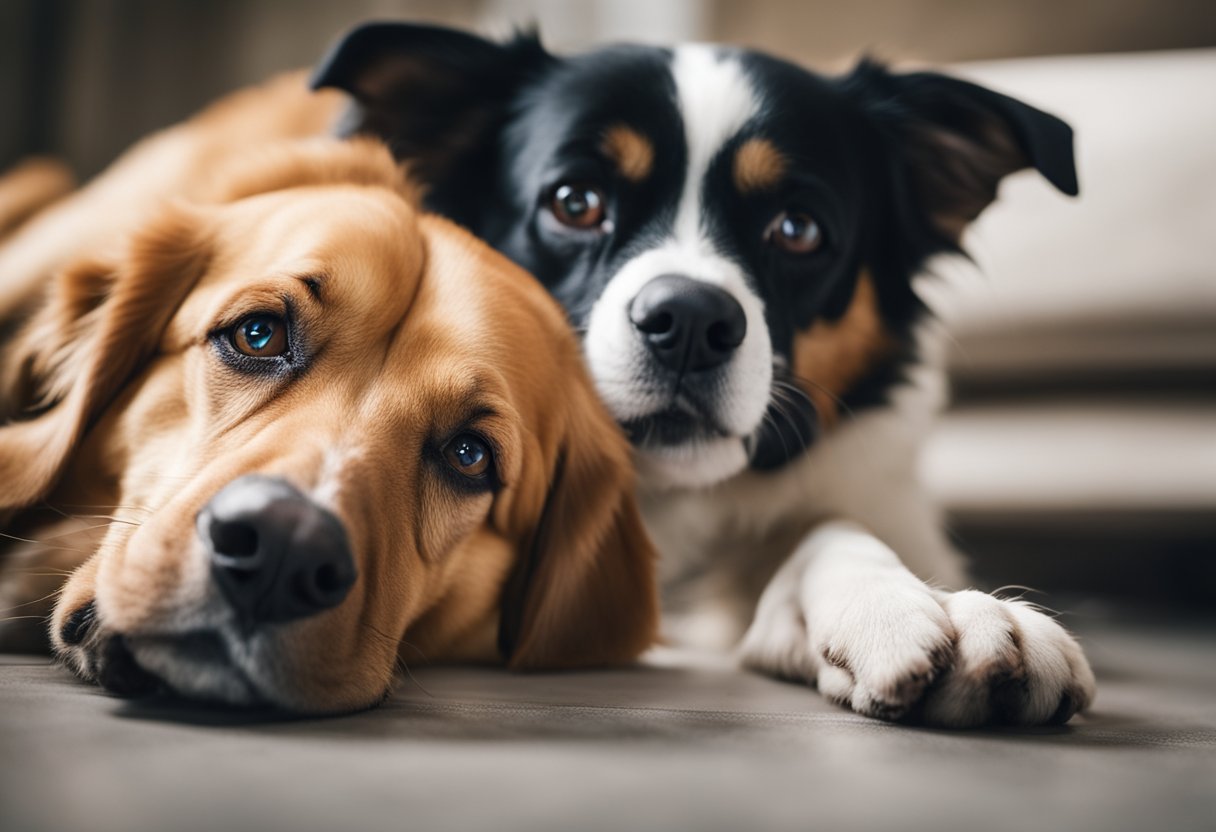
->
xmin=231 ymin=314 xmax=288 ymax=357
xmin=549 ymin=183 xmax=606 ymax=230
xmin=765 ymin=211 xmax=823 ymax=255
xmin=444 ymin=433 xmax=492 ymax=478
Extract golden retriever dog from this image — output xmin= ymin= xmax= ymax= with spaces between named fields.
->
xmin=0 ymin=133 xmax=657 ymax=714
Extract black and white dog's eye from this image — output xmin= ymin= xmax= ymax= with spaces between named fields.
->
xmin=547 ymin=183 xmax=607 ymax=230
xmin=230 ymin=314 xmax=288 ymax=357
xmin=765 ymin=211 xmax=823 ymax=255
xmin=443 ymin=433 xmax=493 ymax=479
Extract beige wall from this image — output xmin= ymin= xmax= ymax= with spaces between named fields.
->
xmin=4 ymin=0 xmax=1215 ymax=177
xmin=710 ymin=0 xmax=1216 ymax=67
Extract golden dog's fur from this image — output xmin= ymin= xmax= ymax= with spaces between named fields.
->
xmin=0 ymin=72 xmax=341 ymax=322
xmin=0 ymin=81 xmax=657 ymax=713
xmin=0 ymin=157 xmax=75 ymax=242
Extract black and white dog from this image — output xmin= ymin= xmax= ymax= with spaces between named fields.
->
xmin=313 ymin=23 xmax=1095 ymax=726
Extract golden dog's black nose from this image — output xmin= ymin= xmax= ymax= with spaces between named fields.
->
xmin=199 ymin=475 xmax=356 ymax=628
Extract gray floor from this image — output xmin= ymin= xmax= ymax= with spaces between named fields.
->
xmin=2 ymin=611 xmax=1214 ymax=832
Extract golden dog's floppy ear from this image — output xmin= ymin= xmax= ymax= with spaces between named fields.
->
xmin=499 ymin=388 xmax=659 ymax=670
xmin=0 ymin=207 xmax=210 ymax=510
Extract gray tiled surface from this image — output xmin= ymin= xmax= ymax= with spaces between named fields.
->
xmin=2 ymin=615 xmax=1214 ymax=832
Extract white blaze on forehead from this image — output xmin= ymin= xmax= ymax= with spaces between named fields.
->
xmin=311 ymin=444 xmax=364 ymax=511
xmin=580 ymin=45 xmax=773 ymax=490
xmin=670 ymin=45 xmax=759 ymax=247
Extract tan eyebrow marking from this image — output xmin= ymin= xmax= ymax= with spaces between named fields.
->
xmin=733 ymin=137 xmax=787 ymax=194
xmin=601 ymin=125 xmax=655 ymax=183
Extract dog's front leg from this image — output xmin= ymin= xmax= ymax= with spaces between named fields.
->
xmin=740 ymin=520 xmax=1095 ymax=726
xmin=740 ymin=520 xmax=955 ymax=720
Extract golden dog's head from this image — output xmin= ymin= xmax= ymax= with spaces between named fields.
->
xmin=0 ymin=139 xmax=657 ymax=713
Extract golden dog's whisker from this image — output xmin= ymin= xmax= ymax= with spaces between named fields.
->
xmin=115 ymin=474 xmax=193 ymax=482
xmin=396 ymin=656 xmax=432 ymax=699
xmin=43 ymin=504 xmax=135 ymax=524
xmin=0 ymin=531 xmax=93 ymax=555
xmin=4 ymin=568 xmax=75 ymax=578
xmin=12 ymin=522 xmax=124 ymax=544
xmin=65 ymin=514 xmax=143 ymax=527
xmin=361 ymin=622 xmax=432 ymax=698
xmin=0 ymin=585 xmax=67 ymax=614
xmin=367 ymin=620 xmax=430 ymax=690
xmin=399 ymin=639 xmax=431 ymax=665
xmin=0 ymin=531 xmax=54 ymax=546
xmin=49 ymin=502 xmax=154 ymax=514
xmin=35 ymin=503 xmax=150 ymax=537
xmin=394 ymin=641 xmax=435 ymax=697
xmin=0 ymin=614 xmax=53 ymax=624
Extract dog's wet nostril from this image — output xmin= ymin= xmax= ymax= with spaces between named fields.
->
xmin=313 ymin=563 xmax=341 ymax=594
xmin=210 ymin=518 xmax=259 ymax=559
xmin=707 ymin=319 xmax=745 ymax=352
xmin=636 ymin=310 xmax=674 ymax=335
xmin=295 ymin=559 xmax=355 ymax=609
xmin=61 ymin=601 xmax=97 ymax=646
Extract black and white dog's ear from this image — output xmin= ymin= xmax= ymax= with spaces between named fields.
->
xmin=843 ymin=60 xmax=1078 ymax=239
xmin=311 ymin=22 xmax=552 ymax=182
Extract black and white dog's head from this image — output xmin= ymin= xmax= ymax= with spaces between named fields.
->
xmin=313 ymin=23 xmax=1077 ymax=489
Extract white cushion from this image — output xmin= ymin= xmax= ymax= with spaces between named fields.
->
xmin=921 ymin=49 xmax=1216 ymax=376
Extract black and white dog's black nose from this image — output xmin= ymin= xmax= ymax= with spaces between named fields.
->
xmin=629 ymin=274 xmax=746 ymax=373
xmin=199 ymin=475 xmax=356 ymax=628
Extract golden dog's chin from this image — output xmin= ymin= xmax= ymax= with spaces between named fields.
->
xmin=122 ymin=628 xmax=390 ymax=714
xmin=78 ymin=478 xmax=394 ymax=713
xmin=125 ymin=633 xmax=265 ymax=707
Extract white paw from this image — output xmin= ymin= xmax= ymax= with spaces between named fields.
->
xmin=919 ymin=590 xmax=1095 ymax=727
xmin=742 ymin=583 xmax=1095 ymax=727
xmin=742 ymin=568 xmax=956 ymax=722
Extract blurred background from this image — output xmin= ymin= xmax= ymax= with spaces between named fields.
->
xmin=1 ymin=0 xmax=1213 ymax=612
xmin=5 ymin=0 xmax=1216 ymax=178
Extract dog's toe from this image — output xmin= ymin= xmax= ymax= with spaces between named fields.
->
xmin=813 ymin=587 xmax=956 ymax=722
xmin=921 ymin=590 xmax=1095 ymax=728
xmin=848 ymin=635 xmax=954 ymax=721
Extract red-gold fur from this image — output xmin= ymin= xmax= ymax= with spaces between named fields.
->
xmin=0 ymin=86 xmax=657 ymax=713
